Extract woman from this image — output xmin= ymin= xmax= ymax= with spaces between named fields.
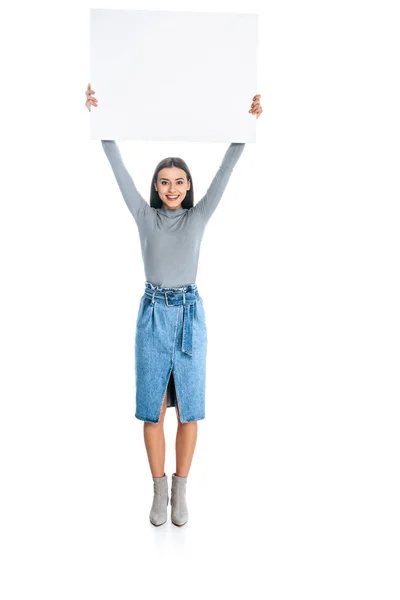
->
xmin=85 ymin=83 xmax=263 ymax=526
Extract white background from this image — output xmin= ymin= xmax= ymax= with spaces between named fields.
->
xmin=90 ymin=8 xmax=258 ymax=141
xmin=1 ymin=1 xmax=399 ymax=599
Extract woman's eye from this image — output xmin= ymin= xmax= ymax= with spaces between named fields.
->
xmin=161 ymin=181 xmax=184 ymax=185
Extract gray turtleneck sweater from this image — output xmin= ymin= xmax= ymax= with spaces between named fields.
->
xmin=101 ymin=140 xmax=245 ymax=287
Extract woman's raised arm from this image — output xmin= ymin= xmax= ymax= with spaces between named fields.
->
xmin=192 ymin=94 xmax=262 ymax=224
xmin=85 ymin=83 xmax=151 ymax=225
xmin=192 ymin=142 xmax=246 ymax=224
xmin=100 ymin=140 xmax=152 ymax=224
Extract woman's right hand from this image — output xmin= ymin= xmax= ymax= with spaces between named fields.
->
xmin=85 ymin=83 xmax=98 ymax=111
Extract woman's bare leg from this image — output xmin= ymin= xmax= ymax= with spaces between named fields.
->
xmin=143 ymin=393 xmax=168 ymax=478
xmin=175 ymin=404 xmax=198 ymax=477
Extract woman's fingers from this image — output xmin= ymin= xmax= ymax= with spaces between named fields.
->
xmin=85 ymin=83 xmax=98 ymax=111
xmin=85 ymin=84 xmax=96 ymax=99
xmin=249 ymin=94 xmax=262 ymax=118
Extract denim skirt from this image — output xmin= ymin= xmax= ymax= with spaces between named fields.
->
xmin=134 ymin=281 xmax=207 ymax=423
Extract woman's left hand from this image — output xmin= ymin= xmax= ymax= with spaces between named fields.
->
xmin=249 ymin=94 xmax=263 ymax=119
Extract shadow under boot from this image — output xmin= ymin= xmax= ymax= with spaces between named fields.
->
xmin=171 ymin=473 xmax=188 ymax=526
xmin=149 ymin=473 xmax=169 ymax=526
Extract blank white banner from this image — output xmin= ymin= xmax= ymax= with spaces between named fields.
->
xmin=90 ymin=9 xmax=258 ymax=142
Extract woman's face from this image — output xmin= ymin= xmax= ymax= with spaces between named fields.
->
xmin=154 ymin=167 xmax=191 ymax=209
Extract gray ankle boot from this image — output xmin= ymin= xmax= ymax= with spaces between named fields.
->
xmin=171 ymin=473 xmax=188 ymax=526
xmin=149 ymin=473 xmax=169 ymax=526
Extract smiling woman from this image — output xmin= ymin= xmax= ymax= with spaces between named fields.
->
xmin=99 ymin=136 xmax=245 ymax=288
xmin=85 ymin=82 xmax=263 ymax=526
xmin=150 ymin=156 xmax=194 ymax=211
xmin=158 ymin=172 xmax=187 ymax=208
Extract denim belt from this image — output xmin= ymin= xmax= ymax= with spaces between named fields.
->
xmin=144 ymin=282 xmax=198 ymax=356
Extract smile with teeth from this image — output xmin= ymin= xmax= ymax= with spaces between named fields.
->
xmin=166 ymin=195 xmax=179 ymax=199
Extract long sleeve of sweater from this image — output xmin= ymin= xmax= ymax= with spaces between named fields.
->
xmin=192 ymin=142 xmax=245 ymax=223
xmin=101 ymin=140 xmax=151 ymax=224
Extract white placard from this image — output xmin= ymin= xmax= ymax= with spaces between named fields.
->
xmin=90 ymin=9 xmax=258 ymax=142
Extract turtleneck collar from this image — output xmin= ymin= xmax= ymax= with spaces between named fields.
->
xmin=158 ymin=204 xmax=187 ymax=217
